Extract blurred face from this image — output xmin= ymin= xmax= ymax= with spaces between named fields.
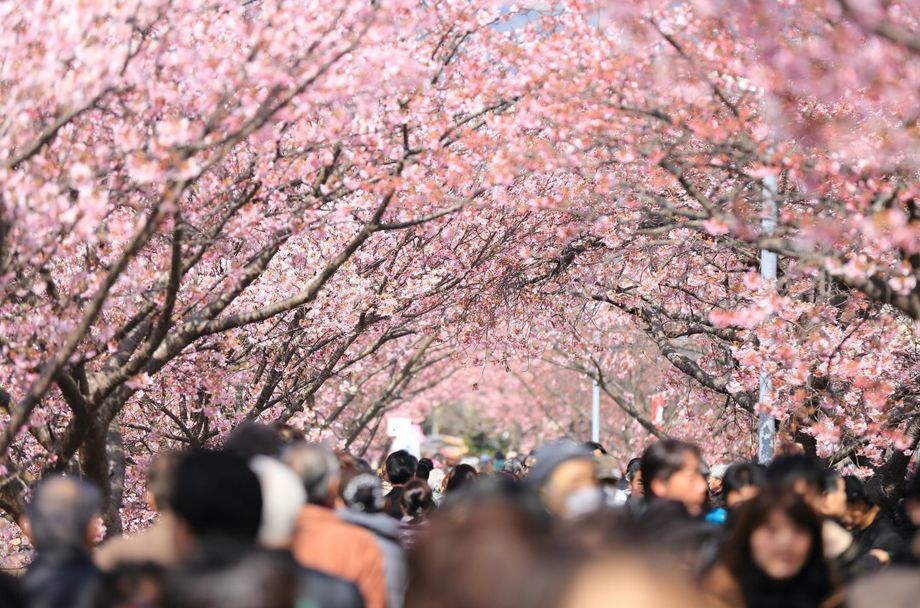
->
xmin=750 ymin=509 xmax=812 ymax=580
xmin=818 ymin=477 xmax=847 ymax=519
xmin=708 ymin=477 xmax=723 ymax=495
xmin=629 ymin=471 xmax=643 ymax=496
xmin=542 ymin=458 xmax=599 ymax=518
xmin=907 ymin=498 xmax=920 ymax=527
xmin=843 ymin=502 xmax=873 ymax=531
xmin=651 ymin=453 xmax=708 ymax=516
xmin=726 ymin=485 xmax=759 ymax=509
xmin=561 ymin=557 xmax=709 ymax=608
xmin=908 ymin=499 xmax=920 ymax=559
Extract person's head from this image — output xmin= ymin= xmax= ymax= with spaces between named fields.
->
xmin=163 ymin=545 xmax=298 ymax=608
xmin=405 ymin=479 xmax=551 ymax=608
xmin=444 ymin=463 xmax=478 ymax=494
xmin=640 ymin=440 xmax=707 ymax=516
xmin=416 ymin=458 xmax=434 ymax=482
xmin=401 ymin=479 xmax=436 ymax=521
xmin=817 ymin=469 xmax=846 ymax=520
xmin=528 ymin=441 xmax=599 ymax=518
xmin=722 ymin=485 xmax=832 ymax=600
xmin=584 ymin=441 xmax=607 ymax=457
xmin=171 ymin=451 xmax=262 ymax=550
xmin=765 ymin=454 xmax=827 ymax=510
xmin=501 ymin=457 xmax=526 ymax=479
xmin=23 ymin=475 xmax=101 ymax=553
xmin=625 ymin=457 xmax=643 ymax=496
xmin=340 ymin=472 xmax=385 ymax=513
xmin=523 ymin=451 xmax=537 ymax=474
xmin=842 ymin=475 xmax=876 ymax=530
xmin=248 ymin=455 xmax=306 ymax=549
xmin=222 ymin=422 xmax=283 ymax=461
xmin=708 ymin=463 xmax=729 ymax=495
xmin=594 ymin=454 xmax=621 ymax=488
xmin=282 ymin=442 xmax=340 ymax=507
xmin=385 ymin=450 xmax=419 ymax=486
xmin=906 ymin=470 xmax=920 ymax=528
xmin=145 ymin=452 xmax=179 ymax=513
xmin=722 ymin=462 xmax=765 ymax=509
xmin=428 ymin=467 xmax=446 ymax=492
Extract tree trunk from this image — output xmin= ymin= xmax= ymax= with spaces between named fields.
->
xmin=104 ymin=424 xmax=126 ymax=537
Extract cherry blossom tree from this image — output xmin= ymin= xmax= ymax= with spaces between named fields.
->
xmin=0 ymin=0 xmax=589 ymax=548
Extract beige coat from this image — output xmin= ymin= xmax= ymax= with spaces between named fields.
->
xmin=94 ymin=512 xmax=179 ymax=571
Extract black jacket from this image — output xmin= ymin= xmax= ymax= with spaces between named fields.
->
xmin=23 ymin=547 xmax=101 ymax=608
xmin=853 ymin=512 xmax=910 ymax=563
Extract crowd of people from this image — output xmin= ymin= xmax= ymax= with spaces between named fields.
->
xmin=1 ymin=423 xmax=918 ymax=608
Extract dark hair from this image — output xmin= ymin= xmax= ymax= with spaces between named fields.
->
xmin=385 ymin=486 xmax=406 ymax=520
xmin=163 ymin=544 xmax=297 ymax=608
xmin=765 ymin=454 xmax=828 ymax=494
xmin=720 ymin=485 xmax=833 ymax=607
xmin=584 ymin=441 xmax=607 ymax=455
xmin=821 ymin=469 xmax=841 ymax=494
xmin=625 ymin=457 xmax=643 ymax=481
xmin=723 ymin=462 xmax=766 ymax=496
xmin=416 ymin=458 xmax=434 ymax=482
xmin=171 ymin=451 xmax=262 ymax=541
xmin=401 ymin=479 xmax=436 ymax=521
xmin=640 ymin=440 xmax=701 ymax=499
xmin=222 ymin=422 xmax=283 ymax=461
xmin=445 ymin=464 xmax=478 ymax=494
xmin=844 ymin=475 xmax=872 ymax=507
xmin=386 ymin=450 xmax=419 ymax=486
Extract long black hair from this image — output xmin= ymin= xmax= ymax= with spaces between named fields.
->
xmin=720 ymin=484 xmax=834 ymax=608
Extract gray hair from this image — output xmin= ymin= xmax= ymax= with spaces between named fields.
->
xmin=342 ymin=473 xmax=385 ymax=513
xmin=281 ymin=443 xmax=339 ymax=506
xmin=26 ymin=475 xmax=101 ymax=551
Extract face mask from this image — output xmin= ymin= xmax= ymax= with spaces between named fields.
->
xmin=564 ymin=486 xmax=604 ymax=519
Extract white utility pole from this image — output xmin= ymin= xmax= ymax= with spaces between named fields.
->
xmin=758 ymin=174 xmax=778 ymax=464
xmin=591 ymin=377 xmax=600 ymax=443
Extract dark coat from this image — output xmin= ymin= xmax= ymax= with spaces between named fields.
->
xmin=299 ymin=565 xmax=366 ymax=608
xmin=23 ymin=547 xmax=101 ymax=608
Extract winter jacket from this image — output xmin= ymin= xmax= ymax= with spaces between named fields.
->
xmin=94 ymin=512 xmax=179 ymax=570
xmin=292 ymin=504 xmax=388 ymax=608
xmin=339 ymin=509 xmax=408 ymax=608
xmin=23 ymin=547 xmax=101 ymax=608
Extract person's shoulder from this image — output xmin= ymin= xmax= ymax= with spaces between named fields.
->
xmin=699 ymin=563 xmax=744 ymax=608
xmin=846 ymin=566 xmax=920 ymax=608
